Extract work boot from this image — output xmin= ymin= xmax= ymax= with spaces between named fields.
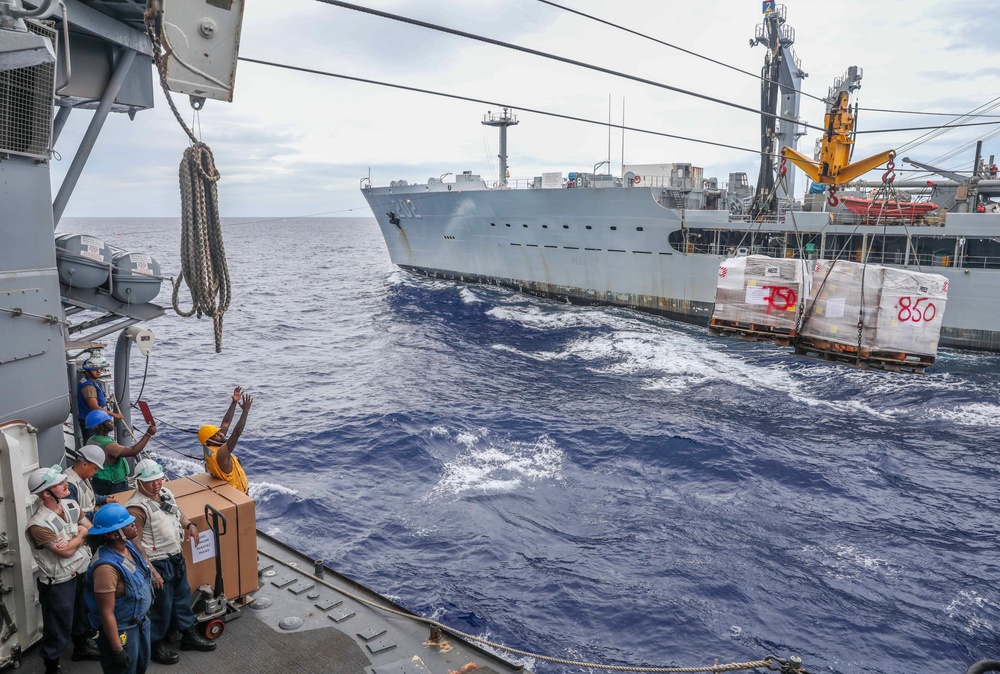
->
xmin=42 ymin=658 xmax=63 ymax=674
xmin=151 ymin=640 xmax=180 ymax=665
xmin=180 ymin=626 xmax=216 ymax=652
xmin=71 ymin=637 xmax=101 ymax=661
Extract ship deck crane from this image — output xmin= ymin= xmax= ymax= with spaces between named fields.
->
xmin=781 ymin=66 xmax=894 ymax=188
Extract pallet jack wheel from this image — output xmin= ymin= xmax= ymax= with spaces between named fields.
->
xmin=204 ymin=619 xmax=225 ymax=640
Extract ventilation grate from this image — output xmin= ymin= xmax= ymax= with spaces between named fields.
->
xmin=0 ymin=20 xmax=56 ymax=159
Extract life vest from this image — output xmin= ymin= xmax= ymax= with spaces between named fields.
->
xmin=126 ymin=488 xmax=184 ymax=560
xmin=77 ymin=377 xmax=107 ymax=422
xmin=84 ymin=540 xmax=153 ymax=630
xmin=203 ymin=442 xmax=249 ymax=494
xmin=63 ymin=467 xmax=97 ymax=515
xmin=25 ymin=499 xmax=91 ymax=583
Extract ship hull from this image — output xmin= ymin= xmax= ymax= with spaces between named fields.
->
xmin=363 ymin=183 xmax=1000 ymax=352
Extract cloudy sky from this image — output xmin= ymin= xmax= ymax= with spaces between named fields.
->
xmin=51 ymin=0 xmax=1000 ymax=217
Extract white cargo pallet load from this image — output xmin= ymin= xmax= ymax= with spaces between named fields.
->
xmin=797 ymin=259 xmax=948 ymax=371
xmin=709 ymin=255 xmax=812 ymax=343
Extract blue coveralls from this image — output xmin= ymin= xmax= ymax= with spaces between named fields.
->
xmin=86 ymin=541 xmax=153 ymax=674
xmin=149 ymin=553 xmax=196 ymax=641
xmin=77 ymin=377 xmax=107 ymax=441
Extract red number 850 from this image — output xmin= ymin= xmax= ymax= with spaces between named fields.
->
xmin=898 ymin=296 xmax=936 ymax=323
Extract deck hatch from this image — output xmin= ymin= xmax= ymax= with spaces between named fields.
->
xmin=287 ymin=580 xmax=316 ymax=595
xmin=357 ymin=625 xmax=388 ymax=641
xmin=329 ymin=607 xmax=357 ymax=622
xmin=315 ymin=598 xmax=344 ymax=611
xmin=366 ymin=637 xmax=398 ymax=654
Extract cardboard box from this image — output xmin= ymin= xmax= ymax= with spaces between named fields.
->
xmin=107 ymin=473 xmax=258 ymax=600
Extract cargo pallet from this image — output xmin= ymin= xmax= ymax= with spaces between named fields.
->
xmin=708 ymin=318 xmax=796 ymax=346
xmin=792 ymin=337 xmax=935 ymax=373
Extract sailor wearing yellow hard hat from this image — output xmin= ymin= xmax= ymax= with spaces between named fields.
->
xmin=198 ymin=386 xmax=252 ymax=494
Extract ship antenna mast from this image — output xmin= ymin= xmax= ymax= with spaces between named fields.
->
xmin=482 ymin=108 xmax=519 ymax=187
xmin=750 ymin=3 xmax=807 ymax=217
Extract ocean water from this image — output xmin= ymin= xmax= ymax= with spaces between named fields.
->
xmin=60 ymin=217 xmax=1000 ymax=674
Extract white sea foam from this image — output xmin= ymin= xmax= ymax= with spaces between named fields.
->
xmin=486 ymin=304 xmax=611 ymax=331
xmin=249 ymin=480 xmax=298 ymax=503
xmin=803 ymin=543 xmax=896 ymax=580
xmin=427 ymin=433 xmax=563 ymax=498
xmin=946 ymin=590 xmax=995 ymax=634
xmin=926 ymin=403 xmax=1000 ymax=427
xmin=459 ymin=287 xmax=481 ymax=304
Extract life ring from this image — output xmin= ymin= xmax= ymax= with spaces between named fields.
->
xmin=633 ymin=175 xmax=641 ymax=185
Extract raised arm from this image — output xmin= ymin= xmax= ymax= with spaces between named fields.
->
xmin=219 ymin=386 xmax=243 ymax=433
xmin=103 ymin=424 xmax=156 ymax=459
xmin=215 ymin=394 xmax=252 ymax=473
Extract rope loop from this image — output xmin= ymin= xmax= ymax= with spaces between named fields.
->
xmin=145 ymin=3 xmax=231 ymax=352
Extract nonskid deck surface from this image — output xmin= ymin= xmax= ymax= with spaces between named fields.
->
xmin=18 ymin=534 xmax=523 ymax=674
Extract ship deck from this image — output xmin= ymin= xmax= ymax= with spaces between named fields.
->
xmin=16 ymin=533 xmax=523 ymax=674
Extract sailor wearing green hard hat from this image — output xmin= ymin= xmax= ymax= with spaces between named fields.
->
xmin=77 ymin=355 xmax=123 ymax=441
xmin=25 ymin=465 xmax=100 ymax=671
xmin=198 ymin=386 xmax=253 ymax=494
xmin=126 ymin=459 xmax=215 ymax=663
xmin=84 ymin=408 xmax=156 ymax=497
xmin=84 ymin=502 xmax=153 ymax=674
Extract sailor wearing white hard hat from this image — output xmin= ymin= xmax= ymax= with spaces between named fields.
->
xmin=24 ymin=465 xmax=100 ymax=670
xmin=63 ymin=444 xmax=108 ymax=520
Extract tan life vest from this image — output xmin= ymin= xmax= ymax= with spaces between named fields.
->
xmin=63 ymin=466 xmax=96 ymax=514
xmin=127 ymin=488 xmax=184 ymax=561
xmin=25 ymin=500 xmax=91 ymax=583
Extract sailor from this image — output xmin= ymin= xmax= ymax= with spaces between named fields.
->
xmin=64 ymin=444 xmax=110 ymax=521
xmin=85 ymin=409 xmax=157 ymax=497
xmin=126 ymin=459 xmax=216 ymax=664
xmin=991 ymin=163 xmax=998 ymax=179
xmin=199 ymin=386 xmax=253 ymax=494
xmin=77 ymin=356 xmax=124 ymax=441
xmin=25 ymin=465 xmax=100 ymax=673
xmin=84 ymin=503 xmax=153 ymax=674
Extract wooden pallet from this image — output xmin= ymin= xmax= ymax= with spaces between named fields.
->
xmin=793 ymin=337 xmax=935 ymax=373
xmin=708 ymin=318 xmax=796 ymax=346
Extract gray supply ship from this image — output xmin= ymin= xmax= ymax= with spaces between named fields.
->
xmin=361 ymin=6 xmax=1000 ymax=353
xmin=0 ymin=2 xmax=575 ymax=674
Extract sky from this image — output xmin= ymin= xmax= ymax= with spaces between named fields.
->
xmin=51 ymin=0 xmax=1000 ymax=217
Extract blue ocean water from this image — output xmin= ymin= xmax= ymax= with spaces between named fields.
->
xmin=61 ymin=217 xmax=1000 ymax=674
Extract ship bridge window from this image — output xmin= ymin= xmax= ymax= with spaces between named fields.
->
xmin=610 ymin=226 xmax=617 ymax=231
xmin=636 ymin=227 xmax=644 ymax=232
xmin=563 ymin=225 xmax=569 ymax=229
xmin=523 ymin=224 xmax=528 ymax=228
xmin=542 ymin=225 xmax=549 ymax=229
xmin=586 ymin=225 xmax=592 ymax=230
xmin=506 ymin=223 xmax=511 ymax=227
xmin=491 ymin=222 xmax=496 ymax=227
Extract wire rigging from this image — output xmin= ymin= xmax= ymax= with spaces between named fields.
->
xmin=237 ymin=57 xmax=762 ymax=155
xmin=314 ymin=0 xmax=829 ymax=134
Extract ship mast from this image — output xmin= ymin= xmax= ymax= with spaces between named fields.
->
xmin=750 ymin=3 xmax=806 ymax=217
xmin=482 ymin=108 xmax=518 ymax=187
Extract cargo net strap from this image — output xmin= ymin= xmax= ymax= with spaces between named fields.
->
xmin=144 ymin=4 xmax=231 ymax=353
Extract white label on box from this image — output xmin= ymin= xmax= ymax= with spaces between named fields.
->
xmin=826 ymin=297 xmax=846 ymax=318
xmin=191 ymin=531 xmax=217 ymax=564
xmin=764 ymin=265 xmax=780 ymax=278
xmin=745 ymin=286 xmax=770 ymax=305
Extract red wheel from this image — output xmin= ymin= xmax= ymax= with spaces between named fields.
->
xmin=204 ymin=619 xmax=225 ymax=640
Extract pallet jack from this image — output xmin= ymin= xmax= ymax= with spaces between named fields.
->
xmin=191 ymin=504 xmax=241 ymax=639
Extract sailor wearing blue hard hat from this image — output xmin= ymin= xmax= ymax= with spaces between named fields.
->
xmin=126 ymin=459 xmax=215 ymax=663
xmin=77 ymin=355 xmax=123 ymax=441
xmin=85 ymin=409 xmax=156 ymax=497
xmin=85 ymin=503 xmax=153 ymax=674
xmin=25 ymin=465 xmax=101 ymax=671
